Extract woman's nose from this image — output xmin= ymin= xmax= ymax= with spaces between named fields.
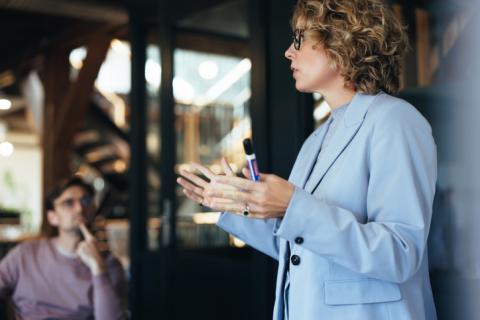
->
xmin=285 ymin=43 xmax=295 ymax=60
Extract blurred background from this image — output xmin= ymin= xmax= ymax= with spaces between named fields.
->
xmin=0 ymin=0 xmax=479 ymax=319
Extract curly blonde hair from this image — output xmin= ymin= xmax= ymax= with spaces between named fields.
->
xmin=292 ymin=0 xmax=408 ymax=95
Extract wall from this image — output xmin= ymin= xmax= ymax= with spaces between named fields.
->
xmin=0 ymin=133 xmax=42 ymax=234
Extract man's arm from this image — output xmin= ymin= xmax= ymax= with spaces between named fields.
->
xmin=0 ymin=245 xmax=21 ymax=298
xmin=92 ymin=261 xmax=127 ymax=320
xmin=77 ymin=224 xmax=127 ymax=319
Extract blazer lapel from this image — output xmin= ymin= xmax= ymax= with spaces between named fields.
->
xmin=294 ymin=117 xmax=332 ymax=188
xmin=304 ymin=92 xmax=380 ymax=193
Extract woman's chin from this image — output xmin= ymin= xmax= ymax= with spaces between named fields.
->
xmin=295 ymin=83 xmax=313 ymax=93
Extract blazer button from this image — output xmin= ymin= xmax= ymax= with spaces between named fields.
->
xmin=295 ymin=237 xmax=304 ymax=245
xmin=291 ymin=255 xmax=301 ymax=266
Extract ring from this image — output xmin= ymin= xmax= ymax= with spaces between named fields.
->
xmin=243 ymin=204 xmax=250 ymax=216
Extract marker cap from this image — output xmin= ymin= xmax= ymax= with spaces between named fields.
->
xmin=243 ymin=138 xmax=254 ymax=155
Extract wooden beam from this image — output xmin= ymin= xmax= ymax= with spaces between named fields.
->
xmin=42 ymin=48 xmax=71 ymax=236
xmin=184 ymin=112 xmax=199 ymax=163
xmin=0 ymin=22 xmax=125 ymax=82
xmin=126 ymin=0 xmax=227 ymax=24
xmin=0 ymin=20 xmax=101 ymax=74
xmin=175 ymin=29 xmax=249 ymax=58
xmin=392 ymin=3 xmax=419 ymax=90
xmin=392 ymin=4 xmax=406 ymax=91
xmin=403 ymin=2 xmax=419 ymax=88
xmin=0 ymin=0 xmax=127 ymax=23
xmin=55 ymin=32 xmax=112 ymax=146
xmin=416 ymin=8 xmax=431 ymax=86
xmin=41 ymin=31 xmax=112 ymax=236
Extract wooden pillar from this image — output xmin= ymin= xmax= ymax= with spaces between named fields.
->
xmin=392 ymin=3 xmax=419 ymax=90
xmin=41 ymin=32 xmax=111 ymax=235
xmin=54 ymin=33 xmax=111 ymax=144
xmin=42 ymin=48 xmax=71 ymax=236
xmin=184 ymin=112 xmax=199 ymax=163
xmin=401 ymin=2 xmax=419 ymax=89
xmin=416 ymin=8 xmax=432 ymax=86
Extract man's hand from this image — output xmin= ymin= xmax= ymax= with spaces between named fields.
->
xmin=76 ymin=224 xmax=106 ymax=276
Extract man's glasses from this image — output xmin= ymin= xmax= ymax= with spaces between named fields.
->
xmin=55 ymin=196 xmax=94 ymax=210
xmin=292 ymin=29 xmax=305 ymax=50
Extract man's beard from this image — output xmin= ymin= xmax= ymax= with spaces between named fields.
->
xmin=67 ymin=223 xmax=93 ymax=239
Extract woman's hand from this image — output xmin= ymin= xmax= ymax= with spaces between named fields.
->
xmin=177 ymin=158 xmax=238 ymax=207
xmin=206 ymin=168 xmax=295 ymax=219
xmin=177 ymin=158 xmax=296 ymax=219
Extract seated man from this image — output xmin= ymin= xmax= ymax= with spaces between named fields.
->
xmin=0 ymin=176 xmax=127 ymax=320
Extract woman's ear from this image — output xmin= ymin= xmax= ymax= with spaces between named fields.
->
xmin=47 ymin=210 xmax=59 ymax=227
xmin=328 ymin=60 xmax=338 ymax=72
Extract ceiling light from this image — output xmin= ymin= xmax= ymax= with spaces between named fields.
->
xmin=173 ymin=77 xmax=195 ymax=103
xmin=194 ymin=58 xmax=251 ymax=110
xmin=145 ymin=59 xmax=161 ymax=89
xmin=0 ymin=99 xmax=12 ymax=110
xmin=113 ymin=160 xmax=127 ymax=173
xmin=94 ymin=177 xmax=105 ymax=191
xmin=69 ymin=47 xmax=87 ymax=70
xmin=0 ymin=141 xmax=14 ymax=157
xmin=198 ymin=61 xmax=219 ymax=80
xmin=96 ymin=44 xmax=131 ymax=94
xmin=110 ymin=39 xmax=131 ymax=56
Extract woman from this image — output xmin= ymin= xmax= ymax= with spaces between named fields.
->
xmin=177 ymin=0 xmax=437 ymax=319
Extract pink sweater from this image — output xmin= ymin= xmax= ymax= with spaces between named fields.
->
xmin=0 ymin=238 xmax=127 ymax=320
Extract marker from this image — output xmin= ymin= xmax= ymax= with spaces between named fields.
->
xmin=243 ymin=138 xmax=260 ymax=182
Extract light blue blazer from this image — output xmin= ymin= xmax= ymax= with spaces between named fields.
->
xmin=217 ymin=92 xmax=438 ymax=320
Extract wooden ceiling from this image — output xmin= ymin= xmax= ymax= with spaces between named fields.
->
xmin=0 ymin=1 xmax=125 ymax=77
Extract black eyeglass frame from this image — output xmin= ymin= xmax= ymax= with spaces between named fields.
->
xmin=54 ymin=196 xmax=94 ymax=210
xmin=292 ymin=29 xmax=305 ymax=50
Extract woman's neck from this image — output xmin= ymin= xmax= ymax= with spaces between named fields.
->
xmin=322 ymin=86 xmax=356 ymax=110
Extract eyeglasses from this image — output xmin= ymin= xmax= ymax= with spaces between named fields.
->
xmin=55 ymin=196 xmax=94 ymax=210
xmin=292 ymin=29 xmax=305 ymax=50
